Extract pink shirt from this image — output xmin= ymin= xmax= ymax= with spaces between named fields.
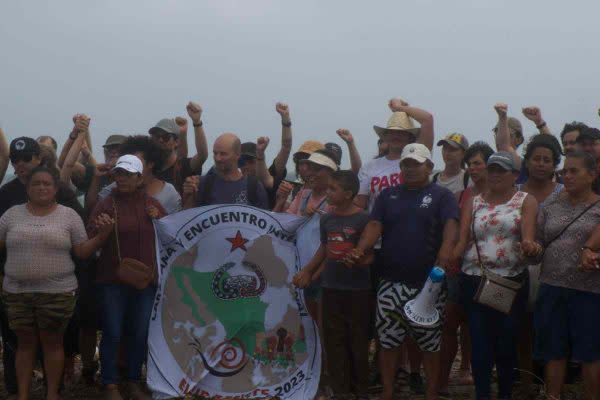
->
xmin=287 ymin=188 xmax=333 ymax=216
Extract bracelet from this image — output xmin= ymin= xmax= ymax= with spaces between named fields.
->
xmin=282 ymin=121 xmax=292 ymax=128
xmin=536 ymin=121 xmax=547 ymax=129
xmin=193 ymin=121 xmax=203 ymax=128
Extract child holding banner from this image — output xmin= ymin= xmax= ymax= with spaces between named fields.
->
xmin=293 ymin=170 xmax=372 ymax=400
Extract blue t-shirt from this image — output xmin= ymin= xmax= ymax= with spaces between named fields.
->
xmin=371 ymin=182 xmax=459 ymax=287
xmin=195 ymin=174 xmax=269 ymax=209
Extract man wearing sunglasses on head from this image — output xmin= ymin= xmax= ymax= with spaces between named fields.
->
xmin=148 ymin=101 xmax=208 ymax=194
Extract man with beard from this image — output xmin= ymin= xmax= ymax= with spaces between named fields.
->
xmin=182 ymin=133 xmax=268 ymax=209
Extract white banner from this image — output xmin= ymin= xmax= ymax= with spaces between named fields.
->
xmin=147 ymin=205 xmax=321 ymax=399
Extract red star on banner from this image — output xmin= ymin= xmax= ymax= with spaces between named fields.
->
xmin=226 ymin=230 xmax=249 ymax=252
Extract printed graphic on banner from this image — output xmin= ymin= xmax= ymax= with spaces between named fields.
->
xmin=147 ymin=206 xmax=320 ymax=400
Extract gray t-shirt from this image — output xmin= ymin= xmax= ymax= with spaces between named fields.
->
xmin=99 ymin=181 xmax=181 ymax=215
xmin=319 ymin=211 xmax=371 ymax=290
xmin=538 ymin=196 xmax=600 ymax=294
xmin=195 ymin=175 xmax=269 ymax=209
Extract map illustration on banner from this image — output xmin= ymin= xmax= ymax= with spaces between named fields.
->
xmin=147 ymin=205 xmax=321 ymax=399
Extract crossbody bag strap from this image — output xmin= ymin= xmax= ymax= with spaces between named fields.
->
xmin=471 ymin=206 xmax=485 ymax=273
xmin=112 ymin=198 xmax=122 ymax=263
xmin=544 ymin=199 xmax=600 ymax=248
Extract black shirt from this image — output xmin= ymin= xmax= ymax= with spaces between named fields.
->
xmin=155 ymin=157 xmax=196 ymax=194
xmin=267 ymin=162 xmax=287 ymax=209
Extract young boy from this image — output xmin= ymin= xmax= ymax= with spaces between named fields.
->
xmin=293 ymin=170 xmax=372 ymax=400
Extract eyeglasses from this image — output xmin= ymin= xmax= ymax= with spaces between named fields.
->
xmin=10 ymin=153 xmax=34 ymax=164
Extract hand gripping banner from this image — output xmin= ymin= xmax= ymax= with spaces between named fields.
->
xmin=147 ymin=205 xmax=321 ymax=399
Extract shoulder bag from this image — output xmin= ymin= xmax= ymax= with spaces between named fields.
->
xmin=112 ymin=199 xmax=154 ymax=290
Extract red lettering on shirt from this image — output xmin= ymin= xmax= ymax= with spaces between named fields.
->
xmin=370 ymin=177 xmax=380 ymax=193
xmin=379 ymin=175 xmax=390 ymax=191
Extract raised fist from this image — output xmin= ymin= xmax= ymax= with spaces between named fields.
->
xmin=183 ymin=175 xmax=200 ymax=197
xmin=175 ymin=116 xmax=188 ymax=134
xmin=389 ymin=98 xmax=409 ymax=112
xmin=522 ymin=106 xmax=543 ymax=125
xmin=275 ymin=102 xmax=290 ymax=120
xmin=336 ymin=129 xmax=354 ymax=144
xmin=256 ymin=136 xmax=270 ymax=154
xmin=186 ymin=101 xmax=203 ymax=123
xmin=494 ymin=103 xmax=508 ymax=117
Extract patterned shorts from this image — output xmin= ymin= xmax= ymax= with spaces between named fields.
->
xmin=2 ymin=291 xmax=76 ymax=332
xmin=376 ymin=279 xmax=446 ymax=352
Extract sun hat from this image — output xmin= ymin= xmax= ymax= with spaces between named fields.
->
xmin=400 ymin=143 xmax=432 ymax=164
xmin=112 ymin=154 xmax=143 ymax=174
xmin=293 ymin=140 xmax=324 ymax=162
xmin=300 ymin=151 xmax=338 ymax=171
xmin=373 ymin=112 xmax=420 ymax=138
xmin=487 ymin=151 xmax=518 ymax=172
xmin=437 ymin=132 xmax=469 ymax=151
xmin=103 ymin=134 xmax=127 ymax=148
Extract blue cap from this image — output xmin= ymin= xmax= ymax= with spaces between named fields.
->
xmin=429 ymin=266 xmax=445 ymax=283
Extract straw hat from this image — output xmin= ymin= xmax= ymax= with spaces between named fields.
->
xmin=373 ymin=112 xmax=420 ymax=138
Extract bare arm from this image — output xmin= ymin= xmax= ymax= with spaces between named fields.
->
xmin=182 ymin=176 xmax=199 ymax=210
xmin=520 ymin=194 xmax=538 ymax=243
xmin=493 ymin=103 xmax=522 ymax=169
xmin=84 ymin=164 xmax=110 ymax=212
xmin=356 ymin=220 xmax=383 ymax=254
xmin=175 ymin=116 xmax=189 ymax=160
xmin=292 ymin=245 xmax=327 ymax=288
xmin=336 ymin=129 xmax=362 ymax=173
xmin=452 ymin=196 xmax=474 ymax=265
xmin=58 ymin=114 xmax=89 ymax=168
xmin=72 ymin=232 xmax=110 ymax=260
xmin=389 ymin=98 xmax=434 ymax=151
xmin=522 ymin=106 xmax=551 ymax=135
xmin=437 ymin=218 xmax=458 ymax=270
xmin=60 ymin=134 xmax=87 ymax=185
xmin=0 ymin=127 xmax=10 ymax=183
xmin=186 ymin=102 xmax=208 ymax=173
xmin=255 ymin=137 xmax=274 ymax=190
xmin=272 ymin=103 xmax=293 ymax=179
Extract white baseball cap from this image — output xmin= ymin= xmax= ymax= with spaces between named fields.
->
xmin=112 ymin=154 xmax=143 ymax=174
xmin=400 ymin=143 xmax=432 ymax=164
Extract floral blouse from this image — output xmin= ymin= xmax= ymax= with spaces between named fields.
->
xmin=461 ymin=191 xmax=528 ymax=277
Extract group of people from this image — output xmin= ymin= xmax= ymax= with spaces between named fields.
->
xmin=0 ymin=98 xmax=599 ymax=400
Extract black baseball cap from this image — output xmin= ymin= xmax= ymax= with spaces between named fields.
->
xmin=241 ymin=142 xmax=257 ymax=158
xmin=325 ymin=142 xmax=342 ymax=165
xmin=10 ymin=137 xmax=40 ymax=158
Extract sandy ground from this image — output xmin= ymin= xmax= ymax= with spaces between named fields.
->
xmin=0 ymin=345 xmax=584 ymax=399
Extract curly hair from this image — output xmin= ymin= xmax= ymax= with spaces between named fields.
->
xmin=523 ymin=134 xmax=562 ymax=167
xmin=560 ymin=121 xmax=589 ymax=141
xmin=119 ymin=135 xmax=167 ymax=175
xmin=463 ymin=141 xmax=494 ymax=165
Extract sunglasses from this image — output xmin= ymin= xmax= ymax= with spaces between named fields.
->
xmin=151 ymin=132 xmax=178 ymax=142
xmin=10 ymin=153 xmax=34 ymax=164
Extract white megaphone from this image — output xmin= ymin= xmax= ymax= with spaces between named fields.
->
xmin=403 ymin=266 xmax=445 ymax=326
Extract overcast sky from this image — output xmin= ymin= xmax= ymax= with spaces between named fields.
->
xmin=1 ymin=0 xmax=599 ymax=169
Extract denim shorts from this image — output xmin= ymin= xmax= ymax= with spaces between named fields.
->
xmin=534 ymin=283 xmax=600 ymax=363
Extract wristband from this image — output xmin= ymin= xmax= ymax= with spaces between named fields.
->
xmin=193 ymin=121 xmax=203 ymax=128
xmin=536 ymin=121 xmax=547 ymax=129
xmin=282 ymin=121 xmax=292 ymax=128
